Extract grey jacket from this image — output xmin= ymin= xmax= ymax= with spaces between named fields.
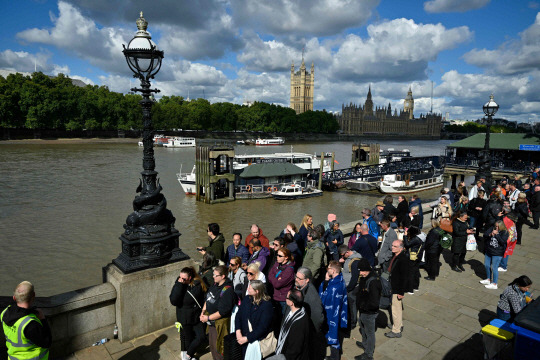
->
xmin=303 ymin=240 xmax=325 ymax=280
xmin=378 ymin=227 xmax=397 ymax=265
xmin=342 ymin=251 xmax=362 ymax=286
xmin=300 ymin=282 xmax=325 ymax=332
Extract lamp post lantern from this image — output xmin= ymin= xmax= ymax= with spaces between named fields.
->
xmin=113 ymin=12 xmax=187 ymax=273
xmin=476 ymin=94 xmax=499 ymax=191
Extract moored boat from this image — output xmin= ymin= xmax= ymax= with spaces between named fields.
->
xmin=271 ymin=183 xmax=322 ymax=200
xmin=378 ymin=169 xmax=444 ymax=194
xmin=177 ymin=165 xmax=197 ymax=195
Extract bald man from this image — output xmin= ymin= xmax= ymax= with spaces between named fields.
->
xmin=1 ymin=281 xmax=52 ymax=359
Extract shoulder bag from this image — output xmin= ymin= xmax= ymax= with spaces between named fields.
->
xmin=248 ymin=319 xmax=277 ymax=358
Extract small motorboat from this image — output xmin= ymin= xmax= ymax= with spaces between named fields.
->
xmin=271 ymin=183 xmax=322 ymax=200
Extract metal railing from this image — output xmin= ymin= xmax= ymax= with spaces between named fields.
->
xmin=311 ymin=156 xmax=445 ymax=183
xmin=235 ymin=180 xmax=317 ymax=193
xmin=445 ymin=156 xmax=534 ymax=172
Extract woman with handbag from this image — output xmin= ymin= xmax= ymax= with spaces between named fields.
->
xmin=480 ymin=220 xmax=509 ymax=290
xmin=433 ymin=195 xmax=453 ymax=226
xmin=200 ymin=265 xmax=236 ymax=360
xmin=235 ymin=280 xmax=275 ymax=359
xmin=403 ymin=226 xmax=423 ymax=293
xmin=169 ymin=266 xmax=207 ymax=360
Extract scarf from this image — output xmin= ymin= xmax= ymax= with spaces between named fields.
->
xmin=275 ymin=307 xmax=306 ymax=354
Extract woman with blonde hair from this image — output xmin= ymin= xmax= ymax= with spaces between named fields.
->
xmin=234 ymin=280 xmax=274 ymax=359
xmin=299 ymin=214 xmax=314 ymax=251
xmin=240 ymin=263 xmax=266 ymax=301
xmin=433 ymin=195 xmax=453 ymax=222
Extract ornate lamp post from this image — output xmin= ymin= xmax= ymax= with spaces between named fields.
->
xmin=113 ymin=12 xmax=187 ymax=273
xmin=476 ymin=94 xmax=499 ymax=191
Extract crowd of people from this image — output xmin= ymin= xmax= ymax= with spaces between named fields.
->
xmin=2 ymin=174 xmax=538 ymax=360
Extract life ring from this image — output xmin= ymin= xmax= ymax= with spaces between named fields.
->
xmin=267 ymin=186 xmax=272 ymax=192
xmin=246 ymin=185 xmax=251 ymax=192
xmin=273 ymin=187 xmax=278 ymax=192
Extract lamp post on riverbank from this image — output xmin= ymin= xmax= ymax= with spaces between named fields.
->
xmin=113 ymin=12 xmax=187 ymax=273
xmin=476 ymin=94 xmax=499 ymax=191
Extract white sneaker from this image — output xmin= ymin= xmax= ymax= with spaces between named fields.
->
xmin=485 ymin=283 xmax=498 ymax=289
xmin=407 ymin=291 xmax=414 ymax=295
xmin=498 ymin=267 xmax=507 ymax=272
xmin=480 ymin=279 xmax=491 ymax=285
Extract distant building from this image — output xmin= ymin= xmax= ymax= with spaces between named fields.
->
xmin=290 ymin=58 xmax=314 ymax=114
xmin=337 ymin=87 xmax=441 ymax=138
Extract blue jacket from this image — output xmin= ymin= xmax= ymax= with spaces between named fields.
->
xmin=234 ymin=296 xmax=273 ymax=343
xmin=363 ymin=216 xmax=379 ymax=238
xmin=352 ymin=234 xmax=378 ymax=266
xmin=319 ymin=273 xmax=348 ymax=348
xmin=226 ymin=243 xmax=250 ymax=265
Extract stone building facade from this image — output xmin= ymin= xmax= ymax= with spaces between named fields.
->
xmin=290 ymin=58 xmax=314 ymax=114
xmin=338 ymin=87 xmax=441 ymax=138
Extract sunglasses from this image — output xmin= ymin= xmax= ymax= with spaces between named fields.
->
xmin=229 ymin=263 xmax=237 ymax=266
xmin=179 ymin=277 xmax=189 ymax=281
xmin=273 ymin=243 xmax=280 ymax=246
xmin=277 ymin=254 xmax=284 ymax=258
xmin=247 ymin=272 xmax=255 ymax=276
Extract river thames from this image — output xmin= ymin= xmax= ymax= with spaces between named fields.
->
xmin=0 ymin=138 xmax=455 ymax=296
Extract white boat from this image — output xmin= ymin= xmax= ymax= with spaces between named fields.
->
xmin=271 ymin=182 xmax=322 ymax=200
xmin=138 ymin=134 xmax=171 ymax=147
xmin=255 ymin=137 xmax=284 ymax=146
xmin=379 ymin=170 xmax=444 ymax=194
xmin=163 ymin=137 xmax=196 ymax=148
xmin=176 ymin=152 xmax=331 ymax=195
xmin=345 ymin=148 xmax=412 ymax=191
xmin=177 ymin=165 xmax=197 ymax=195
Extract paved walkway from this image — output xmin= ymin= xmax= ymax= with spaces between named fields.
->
xmin=61 ymin=225 xmax=540 ymax=360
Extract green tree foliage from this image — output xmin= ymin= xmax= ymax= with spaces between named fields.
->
xmin=444 ymin=121 xmax=525 ymax=134
xmin=0 ymin=72 xmax=340 ymax=133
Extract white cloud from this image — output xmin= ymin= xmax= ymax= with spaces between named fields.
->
xmin=0 ymin=50 xmax=54 ymax=74
xmin=231 ymin=0 xmax=380 ymax=36
xmin=329 ymin=18 xmax=472 ymax=82
xmin=424 ymin=0 xmax=490 ymax=13
xmin=16 ymin=1 xmax=132 ymax=75
xmin=464 ymin=12 xmax=540 ymax=75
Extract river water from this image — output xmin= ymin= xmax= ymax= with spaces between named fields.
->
xmin=0 ymin=139 xmax=455 ymax=296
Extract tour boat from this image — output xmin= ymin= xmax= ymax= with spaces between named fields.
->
xmin=378 ymin=168 xmax=444 ymax=194
xmin=177 ymin=165 xmax=197 ymax=195
xmin=345 ymin=148 xmax=412 ymax=191
xmin=138 ymin=134 xmax=171 ymax=147
xmin=271 ymin=183 xmax=323 ymax=200
xmin=163 ymin=137 xmax=196 ymax=148
xmin=255 ymin=137 xmax=285 ymax=146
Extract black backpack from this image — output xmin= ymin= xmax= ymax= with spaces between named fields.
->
xmin=365 ymin=273 xmax=392 ymax=310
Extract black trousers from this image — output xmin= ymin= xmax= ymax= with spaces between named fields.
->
xmin=451 ymin=252 xmax=466 ymax=267
xmin=425 ymin=251 xmax=441 ymax=278
xmin=181 ymin=322 xmax=205 ymax=357
xmin=408 ymin=261 xmax=420 ymax=291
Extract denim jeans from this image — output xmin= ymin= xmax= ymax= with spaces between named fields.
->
xmin=359 ymin=312 xmax=378 ymax=358
xmin=485 ymin=254 xmax=503 ymax=284
xmin=497 ymin=307 xmax=512 ymax=321
xmin=500 ymin=256 xmax=509 ymax=270
xmin=469 ymin=216 xmax=477 ymax=228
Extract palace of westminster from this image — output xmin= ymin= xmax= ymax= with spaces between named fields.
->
xmin=289 ymin=59 xmax=441 ymax=138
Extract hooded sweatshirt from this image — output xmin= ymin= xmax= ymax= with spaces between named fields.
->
xmin=1 ymin=304 xmax=52 ymax=349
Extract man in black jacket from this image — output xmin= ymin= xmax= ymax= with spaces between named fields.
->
xmin=1 ymin=281 xmax=52 ymax=360
xmin=354 ymin=259 xmax=381 ymax=360
xmin=530 ymin=185 xmax=540 ymax=229
xmin=385 ymin=240 xmax=409 ymax=339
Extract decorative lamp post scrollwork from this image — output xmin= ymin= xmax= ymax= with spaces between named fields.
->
xmin=113 ymin=12 xmax=187 ymax=273
xmin=476 ymin=94 xmax=499 ymax=191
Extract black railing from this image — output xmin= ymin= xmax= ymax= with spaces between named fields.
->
xmin=312 ymin=156 xmax=445 ymax=183
xmin=446 ymin=156 xmax=534 ymax=172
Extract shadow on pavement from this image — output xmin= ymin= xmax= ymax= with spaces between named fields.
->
xmin=118 ymin=334 xmax=168 ymax=360
xmin=467 ymin=259 xmax=486 ymax=280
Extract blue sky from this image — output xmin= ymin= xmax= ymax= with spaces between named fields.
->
xmin=2 ymin=0 xmax=540 ymax=123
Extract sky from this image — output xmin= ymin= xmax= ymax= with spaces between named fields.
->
xmin=2 ymin=0 xmax=540 ymax=123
